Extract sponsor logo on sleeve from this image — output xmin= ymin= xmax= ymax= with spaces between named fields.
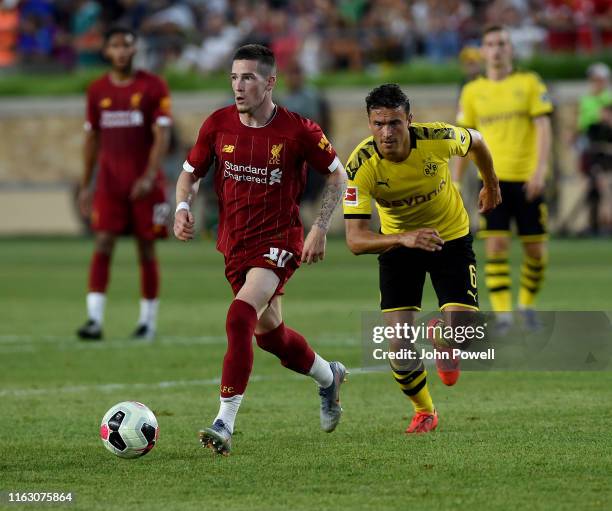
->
xmin=344 ymin=186 xmax=358 ymax=206
xmin=160 ymin=96 xmax=171 ymax=113
xmin=318 ymin=134 xmax=333 ymax=154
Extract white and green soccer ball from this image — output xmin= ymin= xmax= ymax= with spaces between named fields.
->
xmin=100 ymin=401 xmax=159 ymax=459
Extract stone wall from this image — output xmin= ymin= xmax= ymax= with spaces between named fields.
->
xmin=0 ymin=83 xmax=589 ymax=234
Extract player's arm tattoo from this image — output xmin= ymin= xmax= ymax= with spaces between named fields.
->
xmin=313 ymin=168 xmax=347 ymax=231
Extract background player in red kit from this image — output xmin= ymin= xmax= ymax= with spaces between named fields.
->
xmin=77 ymin=27 xmax=172 ymax=341
xmin=174 ymin=44 xmax=348 ymax=455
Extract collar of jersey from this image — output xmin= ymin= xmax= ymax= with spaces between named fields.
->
xmin=237 ymin=104 xmax=278 ymax=129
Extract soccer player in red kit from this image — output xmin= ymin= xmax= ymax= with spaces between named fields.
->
xmin=77 ymin=27 xmax=172 ymax=341
xmin=174 ymin=44 xmax=348 ymax=455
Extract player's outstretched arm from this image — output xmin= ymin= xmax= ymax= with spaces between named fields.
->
xmin=302 ymin=164 xmax=348 ymax=264
xmin=346 ymin=219 xmax=444 ymax=255
xmin=78 ymin=129 xmax=99 ymax=218
xmin=174 ymin=171 xmax=200 ymax=241
xmin=467 ymin=129 xmax=502 ymax=213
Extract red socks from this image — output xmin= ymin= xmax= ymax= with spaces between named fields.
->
xmin=255 ymin=323 xmax=315 ymax=375
xmin=89 ymin=252 xmax=159 ymax=299
xmin=88 ymin=252 xmax=111 ymax=292
xmin=221 ymin=299 xmax=258 ymax=398
xmin=139 ymin=258 xmax=159 ymax=299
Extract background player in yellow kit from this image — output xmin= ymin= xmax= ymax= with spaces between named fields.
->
xmin=454 ymin=25 xmax=553 ymax=332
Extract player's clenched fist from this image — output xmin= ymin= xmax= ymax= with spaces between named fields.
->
xmin=174 ymin=209 xmax=195 ymax=241
xmin=397 ymin=228 xmax=444 ymax=252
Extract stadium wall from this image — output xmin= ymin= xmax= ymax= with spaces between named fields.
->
xmin=0 ymin=83 xmax=587 ymax=235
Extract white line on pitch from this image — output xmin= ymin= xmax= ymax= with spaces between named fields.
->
xmin=0 ymin=370 xmax=376 ymax=398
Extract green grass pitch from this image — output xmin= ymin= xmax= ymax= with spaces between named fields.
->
xmin=0 ymin=237 xmax=611 ymax=510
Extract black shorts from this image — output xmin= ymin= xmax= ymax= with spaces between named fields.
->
xmin=378 ymin=233 xmax=479 ymax=311
xmin=480 ymin=181 xmax=548 ymax=241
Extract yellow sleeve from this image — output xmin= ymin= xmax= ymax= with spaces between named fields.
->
xmin=456 ymin=84 xmax=477 ymax=128
xmin=343 ymin=154 xmax=374 ymax=218
xmin=528 ymin=73 xmax=554 ymax=117
xmin=445 ymin=123 xmax=472 ymax=158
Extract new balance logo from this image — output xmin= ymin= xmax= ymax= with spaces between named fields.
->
xmin=264 ymin=247 xmax=293 ymax=268
xmin=222 ymin=144 xmax=235 ymax=153
xmin=269 ymin=168 xmax=282 ymax=185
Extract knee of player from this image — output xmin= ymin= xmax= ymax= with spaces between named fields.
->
xmin=95 ymin=233 xmax=116 ymax=254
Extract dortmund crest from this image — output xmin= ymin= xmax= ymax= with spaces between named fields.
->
xmin=423 ymin=160 xmax=438 ymax=177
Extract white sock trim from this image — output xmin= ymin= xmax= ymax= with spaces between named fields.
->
xmin=308 ymin=353 xmax=333 ymax=388
xmin=86 ymin=292 xmax=106 ymax=325
xmin=214 ymin=394 xmax=243 ymax=434
xmin=138 ymin=298 xmax=159 ymax=329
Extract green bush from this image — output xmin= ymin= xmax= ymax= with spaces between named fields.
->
xmin=1 ymin=53 xmax=611 ymax=96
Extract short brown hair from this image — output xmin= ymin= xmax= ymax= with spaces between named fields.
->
xmin=232 ymin=44 xmax=276 ymax=76
xmin=482 ymin=24 xmax=507 ymax=39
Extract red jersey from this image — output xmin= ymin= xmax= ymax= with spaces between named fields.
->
xmin=85 ymin=70 xmax=172 ymax=195
xmin=184 ymin=105 xmax=340 ymax=258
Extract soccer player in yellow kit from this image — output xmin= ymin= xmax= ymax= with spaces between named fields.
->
xmin=344 ymin=84 xmax=501 ymax=434
xmin=454 ymin=25 xmax=553 ymax=332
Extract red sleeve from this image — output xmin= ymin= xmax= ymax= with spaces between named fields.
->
xmin=85 ymin=84 xmax=99 ymax=132
xmin=184 ymin=116 xmax=216 ymax=179
xmin=149 ymin=76 xmax=172 ymax=127
xmin=299 ymin=116 xmax=340 ymax=175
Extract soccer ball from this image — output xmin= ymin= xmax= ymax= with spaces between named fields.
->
xmin=99 ymin=401 xmax=159 ymax=459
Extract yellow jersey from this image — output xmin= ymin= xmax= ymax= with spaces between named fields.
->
xmin=343 ymin=122 xmax=471 ymax=242
xmin=457 ymin=71 xmax=553 ymax=182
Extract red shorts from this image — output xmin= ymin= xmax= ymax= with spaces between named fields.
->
xmin=224 ymin=245 xmax=301 ymax=297
xmin=91 ymin=183 xmax=169 ymax=240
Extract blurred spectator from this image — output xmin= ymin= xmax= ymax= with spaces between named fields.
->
xmin=413 ymin=0 xmax=472 ymax=62
xmin=539 ymin=0 xmax=579 ymax=51
xmin=578 ymin=62 xmax=612 ymax=133
xmin=361 ymin=0 xmax=414 ymax=65
xmin=280 ymin=59 xmax=331 ymax=203
xmin=269 ymin=8 xmax=300 ymax=70
xmin=577 ymin=62 xmax=612 ymax=235
xmin=6 ymin=1 xmax=612 ymax=73
xmin=0 ymin=0 xmax=18 ymax=68
xmin=139 ymin=0 xmax=196 ymax=71
xmin=503 ymin=3 xmax=546 ymax=59
xmin=71 ymin=0 xmax=103 ymax=66
xmin=178 ymin=11 xmax=245 ymax=73
xmin=111 ymin=0 xmax=150 ymax=31
xmin=18 ymin=0 xmax=55 ymax=65
xmin=586 ymin=102 xmax=612 ymax=234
